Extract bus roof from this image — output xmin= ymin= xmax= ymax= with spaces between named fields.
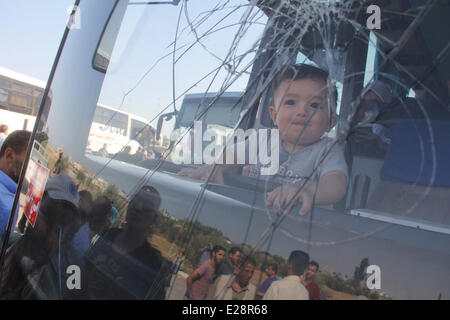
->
xmin=97 ymin=102 xmax=155 ymax=129
xmin=0 ymin=66 xmax=47 ymax=89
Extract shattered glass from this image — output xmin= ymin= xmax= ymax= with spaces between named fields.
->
xmin=2 ymin=0 xmax=449 ymax=300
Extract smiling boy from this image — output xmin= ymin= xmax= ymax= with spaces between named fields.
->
xmin=179 ymin=64 xmax=348 ymax=216
xmin=258 ymin=64 xmax=348 ymax=215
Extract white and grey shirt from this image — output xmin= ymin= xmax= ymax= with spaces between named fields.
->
xmin=247 ymin=134 xmax=348 ymax=188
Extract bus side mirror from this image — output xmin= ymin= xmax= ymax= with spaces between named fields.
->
xmin=156 ymin=111 xmax=177 ymax=141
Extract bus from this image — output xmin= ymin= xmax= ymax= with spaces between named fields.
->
xmin=87 ymin=103 xmax=156 ymax=156
xmin=155 ymin=91 xmax=244 ymax=165
xmin=0 ymin=66 xmax=47 ymax=132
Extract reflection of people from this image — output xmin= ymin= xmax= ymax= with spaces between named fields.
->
xmin=179 ymin=64 xmax=348 ymax=216
xmin=300 ymin=260 xmax=321 ymax=300
xmin=70 ymin=190 xmax=93 ymax=267
xmin=87 ymin=195 xmax=112 ymax=241
xmin=85 ymin=185 xmax=171 ymax=300
xmin=52 ymin=151 xmax=63 ymax=175
xmin=171 ymin=248 xmax=185 ymax=273
xmin=216 ymin=246 xmax=242 ymax=277
xmin=206 ymin=257 xmax=257 ymax=300
xmin=133 ymin=147 xmax=147 ymax=163
xmin=0 ymin=173 xmax=82 ymax=299
xmin=255 ymin=263 xmax=278 ymax=300
xmin=186 ymin=245 xmax=225 ymax=300
xmin=263 ymin=250 xmax=309 ymax=300
xmin=0 ymin=130 xmax=31 ymax=240
xmin=114 ymin=146 xmax=134 ymax=162
xmin=146 ymin=148 xmax=156 ymax=159
xmin=98 ymin=144 xmax=109 ymax=158
xmin=198 ymin=241 xmax=213 ymax=267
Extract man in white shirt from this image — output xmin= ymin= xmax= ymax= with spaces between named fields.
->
xmin=263 ymin=250 xmax=309 ymax=300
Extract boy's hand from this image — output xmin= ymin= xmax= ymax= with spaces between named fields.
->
xmin=178 ymin=165 xmax=225 ymax=184
xmin=266 ymin=183 xmax=317 ymax=216
xmin=266 ymin=172 xmax=347 ymax=216
xmin=300 ymin=274 xmax=307 ymax=286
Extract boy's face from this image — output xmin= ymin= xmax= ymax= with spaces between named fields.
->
xmin=237 ymin=262 xmax=255 ymax=286
xmin=229 ymin=250 xmax=241 ymax=267
xmin=269 ymin=78 xmax=335 ymax=149
xmin=212 ymin=249 xmax=226 ymax=265
xmin=265 ymin=266 xmax=275 ymax=277
xmin=304 ymin=264 xmax=318 ymax=280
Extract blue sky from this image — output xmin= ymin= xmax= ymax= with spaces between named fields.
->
xmin=1 ymin=0 xmax=379 ymax=140
xmin=0 ymin=0 xmax=75 ymax=82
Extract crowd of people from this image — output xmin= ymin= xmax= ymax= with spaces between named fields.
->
xmin=0 ymin=172 xmax=173 ymax=299
xmin=186 ymin=244 xmax=328 ymax=300
xmin=0 ymin=125 xmax=172 ymax=299
xmin=96 ymin=143 xmax=159 ymax=165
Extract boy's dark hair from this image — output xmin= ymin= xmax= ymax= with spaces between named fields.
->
xmin=229 ymin=246 xmax=241 ymax=255
xmin=212 ymin=245 xmax=226 ymax=255
xmin=240 ymin=256 xmax=256 ymax=268
xmin=310 ymin=260 xmax=320 ymax=272
xmin=287 ymin=250 xmax=309 ymax=276
xmin=267 ymin=263 xmax=278 ymax=273
xmin=0 ymin=130 xmax=31 ymax=158
xmin=88 ymin=196 xmax=112 ymax=225
xmin=272 ymin=63 xmax=338 ymax=112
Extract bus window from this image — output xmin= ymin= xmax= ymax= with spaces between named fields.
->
xmin=0 ymin=67 xmax=47 ymax=131
xmin=2 ymin=0 xmax=449 ymax=301
xmin=88 ymin=104 xmax=130 ymax=155
xmin=177 ymin=95 xmax=243 ymax=130
xmin=130 ymin=118 xmax=155 ymax=148
xmin=88 ymin=0 xmax=266 ymax=169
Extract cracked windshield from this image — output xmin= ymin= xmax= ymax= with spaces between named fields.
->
xmin=0 ymin=0 xmax=449 ymax=301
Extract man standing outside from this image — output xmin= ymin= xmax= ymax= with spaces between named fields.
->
xmin=186 ymin=245 xmax=226 ymax=300
xmin=301 ymin=260 xmax=321 ymax=300
xmin=0 ymin=130 xmax=31 ymax=240
xmin=255 ymin=263 xmax=279 ymax=300
xmin=207 ymin=257 xmax=257 ymax=300
xmin=198 ymin=241 xmax=213 ymax=267
xmin=263 ymin=250 xmax=309 ymax=300
xmin=216 ymin=246 xmax=242 ymax=277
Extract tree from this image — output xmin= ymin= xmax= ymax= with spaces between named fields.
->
xmin=353 ymin=257 xmax=369 ymax=285
xmin=76 ymin=170 xmax=86 ymax=185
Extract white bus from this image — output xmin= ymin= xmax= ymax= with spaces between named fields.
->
xmin=0 ymin=66 xmax=47 ymax=132
xmin=87 ymin=103 xmax=156 ymax=155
